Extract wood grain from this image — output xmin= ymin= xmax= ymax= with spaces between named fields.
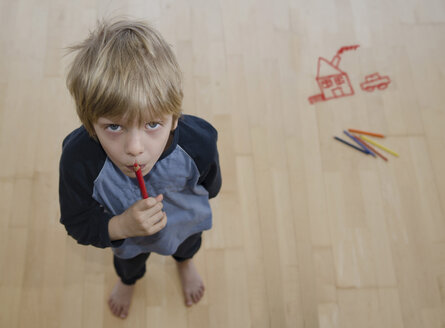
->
xmin=1 ymin=0 xmax=444 ymax=327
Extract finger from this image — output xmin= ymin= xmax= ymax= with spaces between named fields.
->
xmin=148 ymin=213 xmax=167 ymax=235
xmin=155 ymin=210 xmax=167 ymax=224
xmin=155 ymin=194 xmax=163 ymax=202
xmin=138 ymin=197 xmax=158 ymax=210
xmin=143 ymin=201 xmax=163 ymax=218
xmin=145 ymin=210 xmax=165 ymax=226
xmin=141 ymin=210 xmax=164 ymax=232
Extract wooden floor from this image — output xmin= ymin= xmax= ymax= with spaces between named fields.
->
xmin=1 ymin=0 xmax=445 ymax=327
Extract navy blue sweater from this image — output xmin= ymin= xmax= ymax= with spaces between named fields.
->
xmin=59 ymin=115 xmax=221 ymax=259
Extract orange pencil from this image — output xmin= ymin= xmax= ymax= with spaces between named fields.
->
xmin=348 ymin=129 xmax=384 ymax=138
xmin=358 ymin=136 xmax=388 ymax=161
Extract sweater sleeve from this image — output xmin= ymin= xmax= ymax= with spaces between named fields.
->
xmin=197 ymin=133 xmax=222 ymax=199
xmin=58 ymin=127 xmax=120 ymax=248
xmin=178 ymin=115 xmax=222 ymax=199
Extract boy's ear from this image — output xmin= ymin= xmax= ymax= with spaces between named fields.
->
xmin=171 ymin=117 xmax=178 ymax=131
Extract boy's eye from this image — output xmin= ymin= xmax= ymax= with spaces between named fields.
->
xmin=146 ymin=122 xmax=160 ymax=130
xmin=106 ymin=124 xmax=122 ymax=132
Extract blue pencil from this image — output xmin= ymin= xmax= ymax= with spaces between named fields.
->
xmin=343 ymin=130 xmax=375 ymax=157
xmin=333 ymin=136 xmax=369 ymax=154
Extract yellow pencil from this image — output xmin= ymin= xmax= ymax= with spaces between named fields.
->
xmin=360 ymin=135 xmax=399 ymax=157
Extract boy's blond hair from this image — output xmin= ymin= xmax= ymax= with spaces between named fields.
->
xmin=66 ymin=18 xmax=183 ymax=137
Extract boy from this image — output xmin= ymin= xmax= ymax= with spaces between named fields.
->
xmin=59 ymin=18 xmax=221 ymax=319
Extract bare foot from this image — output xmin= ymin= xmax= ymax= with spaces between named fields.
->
xmin=176 ymin=259 xmax=205 ymax=307
xmin=108 ymin=280 xmax=135 ymax=319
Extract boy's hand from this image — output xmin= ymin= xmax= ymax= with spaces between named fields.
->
xmin=109 ymin=194 xmax=167 ymax=240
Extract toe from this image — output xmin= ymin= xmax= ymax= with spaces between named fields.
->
xmin=193 ymin=291 xmax=201 ymax=303
xmin=113 ymin=305 xmax=120 ymax=317
xmin=109 ymin=302 xmax=117 ymax=315
xmin=119 ymin=306 xmax=127 ymax=319
xmin=185 ymin=295 xmax=193 ymax=307
xmin=121 ymin=307 xmax=128 ymax=319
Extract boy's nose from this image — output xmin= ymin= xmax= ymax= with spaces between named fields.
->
xmin=125 ymin=131 xmax=144 ymax=157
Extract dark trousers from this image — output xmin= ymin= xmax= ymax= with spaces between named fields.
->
xmin=113 ymin=232 xmax=202 ymax=285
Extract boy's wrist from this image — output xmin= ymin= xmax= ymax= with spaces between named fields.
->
xmin=108 ymin=215 xmax=127 ymax=241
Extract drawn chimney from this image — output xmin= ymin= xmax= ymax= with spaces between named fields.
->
xmin=331 ymin=55 xmax=341 ymax=68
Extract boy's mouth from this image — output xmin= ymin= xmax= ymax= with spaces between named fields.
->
xmin=126 ymin=163 xmax=146 ymax=171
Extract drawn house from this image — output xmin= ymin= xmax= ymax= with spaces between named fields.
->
xmin=308 ymin=45 xmax=359 ymax=104
xmin=316 ymin=56 xmax=353 ymax=100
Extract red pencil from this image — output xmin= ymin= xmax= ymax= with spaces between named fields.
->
xmin=357 ymin=136 xmax=388 ymax=162
xmin=133 ymin=163 xmax=149 ymax=199
xmin=348 ymin=129 xmax=384 ymax=138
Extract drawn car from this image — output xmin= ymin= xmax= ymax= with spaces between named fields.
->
xmin=360 ymin=73 xmax=391 ymax=92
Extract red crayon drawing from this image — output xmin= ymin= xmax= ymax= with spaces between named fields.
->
xmin=308 ymin=45 xmax=360 ymax=104
xmin=360 ymin=73 xmax=391 ymax=92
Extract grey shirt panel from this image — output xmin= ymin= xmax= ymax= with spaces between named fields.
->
xmin=92 ymin=145 xmax=212 ymax=258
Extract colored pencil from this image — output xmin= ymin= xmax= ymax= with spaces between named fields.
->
xmin=134 ymin=163 xmax=149 ymax=199
xmin=343 ymin=130 xmax=374 ymax=156
xmin=348 ymin=129 xmax=384 ymax=138
xmin=333 ymin=136 xmax=369 ymax=154
xmin=360 ymin=135 xmax=399 ymax=157
xmin=358 ymin=136 xmax=388 ymax=161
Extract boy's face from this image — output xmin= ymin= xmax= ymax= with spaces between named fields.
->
xmin=93 ymin=114 xmax=178 ymax=178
